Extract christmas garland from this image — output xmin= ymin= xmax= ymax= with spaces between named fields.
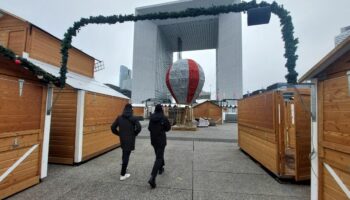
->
xmin=0 ymin=45 xmax=60 ymax=86
xmin=60 ymin=0 xmax=298 ymax=87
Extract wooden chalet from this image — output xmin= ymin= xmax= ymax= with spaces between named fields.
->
xmin=299 ymin=37 xmax=350 ymax=199
xmin=132 ymin=104 xmax=145 ymax=118
xmin=193 ymin=100 xmax=223 ymax=124
xmin=238 ymin=85 xmax=311 ymax=181
xmin=0 ymin=47 xmax=55 ymax=199
xmin=0 ymin=9 xmax=129 ymax=167
xmin=30 ymin=59 xmax=129 ymax=164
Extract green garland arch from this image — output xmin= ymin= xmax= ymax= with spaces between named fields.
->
xmin=0 ymin=45 xmax=60 ymax=85
xmin=59 ymin=0 xmax=298 ymax=87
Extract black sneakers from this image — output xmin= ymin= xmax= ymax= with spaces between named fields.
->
xmin=148 ymin=176 xmax=156 ymax=189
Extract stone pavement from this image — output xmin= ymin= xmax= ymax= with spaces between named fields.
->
xmin=8 ymin=124 xmax=310 ymax=200
xmin=139 ymin=120 xmax=237 ymax=142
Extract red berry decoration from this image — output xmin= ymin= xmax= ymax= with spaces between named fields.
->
xmin=15 ymin=59 xmax=21 ymax=65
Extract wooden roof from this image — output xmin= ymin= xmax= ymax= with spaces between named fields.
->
xmin=193 ymin=100 xmax=220 ymax=108
xmin=27 ymin=56 xmax=129 ymax=99
xmin=299 ymin=37 xmax=350 ymax=82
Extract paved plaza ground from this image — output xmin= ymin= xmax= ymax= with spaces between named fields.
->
xmin=9 ymin=123 xmax=310 ymax=200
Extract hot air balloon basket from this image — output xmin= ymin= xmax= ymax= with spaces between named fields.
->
xmin=170 ymin=106 xmax=197 ymax=131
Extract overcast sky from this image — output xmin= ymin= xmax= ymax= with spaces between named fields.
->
xmin=0 ymin=0 xmax=349 ymax=98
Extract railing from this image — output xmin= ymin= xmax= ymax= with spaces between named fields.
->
xmin=94 ymin=59 xmax=105 ymax=72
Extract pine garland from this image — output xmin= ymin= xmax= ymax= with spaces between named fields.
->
xmin=0 ymin=45 xmax=60 ymax=86
xmin=60 ymin=0 xmax=299 ymax=87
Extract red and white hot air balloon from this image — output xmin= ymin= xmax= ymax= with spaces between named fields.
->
xmin=166 ymin=59 xmax=205 ymax=104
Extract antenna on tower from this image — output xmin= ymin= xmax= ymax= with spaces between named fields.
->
xmin=177 ymin=37 xmax=182 ymax=60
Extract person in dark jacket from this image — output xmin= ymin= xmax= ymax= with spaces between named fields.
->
xmin=111 ymin=103 xmax=141 ymax=181
xmin=147 ymin=104 xmax=171 ymax=188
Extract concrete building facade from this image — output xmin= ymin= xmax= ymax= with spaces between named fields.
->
xmin=198 ymin=91 xmax=211 ymax=100
xmin=335 ymin=26 xmax=350 ymax=46
xmin=119 ymin=65 xmax=132 ymax=91
xmin=132 ymin=0 xmax=242 ymax=103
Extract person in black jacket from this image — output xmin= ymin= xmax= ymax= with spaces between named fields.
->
xmin=111 ymin=104 xmax=141 ymax=181
xmin=147 ymin=104 xmax=171 ymax=188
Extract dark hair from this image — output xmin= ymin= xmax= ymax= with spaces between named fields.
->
xmin=124 ymin=103 xmax=132 ymax=110
xmin=122 ymin=103 xmax=133 ymax=117
xmin=155 ymin=104 xmax=163 ymax=113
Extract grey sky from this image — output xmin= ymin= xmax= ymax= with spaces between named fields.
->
xmin=0 ymin=0 xmax=349 ymax=97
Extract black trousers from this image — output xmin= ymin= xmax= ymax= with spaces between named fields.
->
xmin=151 ymin=146 xmax=165 ymax=177
xmin=121 ymin=149 xmax=131 ymax=176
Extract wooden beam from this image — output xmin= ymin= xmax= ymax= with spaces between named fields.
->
xmin=324 ymin=163 xmax=350 ymax=199
xmin=74 ymin=90 xmax=85 ymax=163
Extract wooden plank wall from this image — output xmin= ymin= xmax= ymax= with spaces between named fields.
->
xmin=49 ymin=87 xmax=77 ymax=164
xmin=82 ymin=92 xmax=127 ymax=161
xmin=0 ymin=60 xmax=46 ymax=199
xmin=193 ymin=102 xmax=222 ymax=124
xmin=238 ymin=92 xmax=275 ymax=130
xmin=293 ymin=91 xmax=311 ymax=181
xmin=238 ymin=92 xmax=279 ymax=174
xmin=0 ymin=14 xmax=28 ymax=55
xmin=0 ymin=13 xmax=95 ymax=78
xmin=29 ymin=27 xmax=94 ymax=78
xmin=238 ymin=89 xmax=311 ymax=180
xmin=133 ymin=107 xmax=144 ymax=117
xmin=317 ymin=53 xmax=350 ymax=199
